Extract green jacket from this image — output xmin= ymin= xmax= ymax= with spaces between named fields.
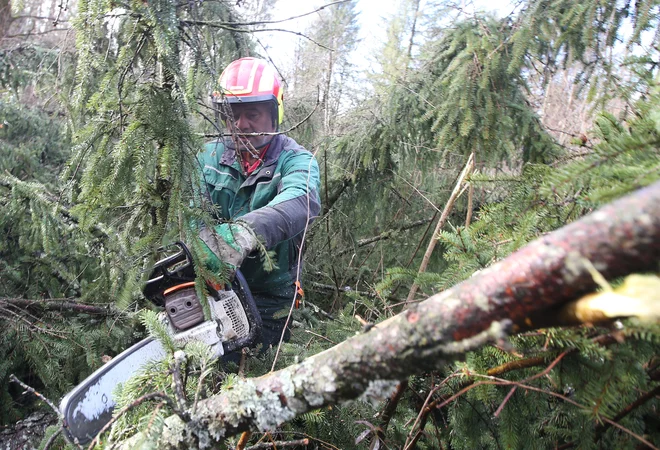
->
xmin=198 ymin=135 xmax=321 ymax=293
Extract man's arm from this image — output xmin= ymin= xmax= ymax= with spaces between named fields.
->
xmin=239 ymin=149 xmax=321 ymax=249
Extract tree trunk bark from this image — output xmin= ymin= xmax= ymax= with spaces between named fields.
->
xmin=122 ymin=181 xmax=660 ymax=449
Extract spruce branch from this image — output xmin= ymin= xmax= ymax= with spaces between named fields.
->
xmin=87 ymin=392 xmax=184 ymax=450
xmin=467 ymin=377 xmax=660 ymax=450
xmin=118 ymin=181 xmax=660 ymax=447
xmin=558 ymin=384 xmax=660 ymax=449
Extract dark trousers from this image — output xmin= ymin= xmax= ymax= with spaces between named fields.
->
xmin=252 ymin=284 xmax=295 ymax=350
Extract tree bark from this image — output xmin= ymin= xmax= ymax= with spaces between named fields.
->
xmin=122 ymin=181 xmax=660 ymax=449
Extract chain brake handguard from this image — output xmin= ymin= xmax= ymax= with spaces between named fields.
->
xmin=143 ymin=242 xmax=196 ymax=307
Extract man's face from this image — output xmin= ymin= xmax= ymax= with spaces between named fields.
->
xmin=225 ymin=102 xmax=275 ymax=152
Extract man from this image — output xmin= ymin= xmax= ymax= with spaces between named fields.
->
xmin=197 ymin=57 xmax=321 ymax=351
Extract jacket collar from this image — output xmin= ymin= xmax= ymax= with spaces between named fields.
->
xmin=220 ymin=134 xmax=285 ymax=171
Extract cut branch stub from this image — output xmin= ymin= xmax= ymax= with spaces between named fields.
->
xmin=126 ymin=181 xmax=660 ymax=449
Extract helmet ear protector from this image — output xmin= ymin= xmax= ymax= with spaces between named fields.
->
xmin=213 ymin=57 xmax=284 ymax=129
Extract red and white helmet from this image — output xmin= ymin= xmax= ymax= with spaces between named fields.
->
xmin=214 ymin=57 xmax=284 ymax=125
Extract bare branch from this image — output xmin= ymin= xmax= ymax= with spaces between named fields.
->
xmin=1 ymin=297 xmax=117 ymax=316
xmin=337 ymin=217 xmax=435 ymax=255
xmin=180 ymin=22 xmax=334 ymax=51
xmin=199 ymin=98 xmax=320 ymax=139
xmin=245 ymin=439 xmax=310 ymax=450
xmin=9 ymin=374 xmax=61 ymax=418
xmin=406 ymin=153 xmax=474 ymax=303
xmin=187 ymin=1 xmax=350 ymax=27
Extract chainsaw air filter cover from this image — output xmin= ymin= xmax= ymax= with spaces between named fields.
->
xmin=164 ymin=282 xmax=204 ymax=331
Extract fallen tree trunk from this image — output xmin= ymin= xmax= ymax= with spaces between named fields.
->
xmin=124 ymin=181 xmax=660 ymax=449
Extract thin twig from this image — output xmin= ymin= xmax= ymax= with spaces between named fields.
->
xmin=493 ymin=386 xmax=517 ymax=417
xmin=1 ymin=297 xmax=116 ymax=315
xmin=236 ymin=431 xmax=252 ymax=450
xmin=238 ymin=347 xmax=248 ymax=378
xmin=245 ymin=439 xmax=309 ymax=450
xmin=465 ymin=182 xmax=474 ymax=227
xmin=337 ymin=217 xmax=435 ymax=255
xmin=200 ymin=97 xmax=320 ymax=139
xmin=43 ymin=427 xmax=62 ymax=450
xmin=560 ymin=384 xmax=660 ymax=449
xmin=9 ymin=374 xmax=61 ymax=416
xmin=181 ymin=21 xmax=334 ymax=51
xmin=379 ymin=380 xmax=409 ymax=432
xmin=270 ymin=146 xmax=321 ymax=372
xmin=191 ymin=1 xmax=350 ymax=27
xmin=304 ymin=329 xmax=336 ymax=345
xmin=171 ymin=351 xmax=188 ymax=412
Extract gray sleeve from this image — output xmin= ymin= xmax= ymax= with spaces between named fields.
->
xmin=239 ymin=191 xmax=321 ymax=249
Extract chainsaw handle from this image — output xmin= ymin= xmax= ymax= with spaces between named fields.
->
xmin=224 ymin=269 xmax=263 ymax=353
xmin=143 ymin=242 xmax=196 ymax=306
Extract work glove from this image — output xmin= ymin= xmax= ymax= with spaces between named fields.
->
xmin=198 ymin=222 xmax=258 ymax=277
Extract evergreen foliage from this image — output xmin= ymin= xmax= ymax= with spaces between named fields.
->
xmin=1 ymin=0 xmax=659 ymax=449
xmin=0 ymin=0 xmax=252 ymax=428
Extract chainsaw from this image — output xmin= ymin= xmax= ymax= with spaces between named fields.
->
xmin=59 ymin=242 xmax=262 ymax=444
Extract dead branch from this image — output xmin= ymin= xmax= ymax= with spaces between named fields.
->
xmin=119 ymin=181 xmax=660 ymax=448
xmin=185 ymin=1 xmax=349 ymax=27
xmin=43 ymin=427 xmax=62 ymax=450
xmin=235 ymin=431 xmax=251 ymax=450
xmin=9 ymin=375 xmax=61 ymax=417
xmin=337 ymin=217 xmax=435 ymax=255
xmin=465 ymin=182 xmax=474 ymax=227
xmin=380 ymin=380 xmax=408 ymax=432
xmin=245 ymin=439 xmax=309 ymax=450
xmin=1 ymin=297 xmax=117 ymax=316
xmin=406 ymin=153 xmax=474 ymax=304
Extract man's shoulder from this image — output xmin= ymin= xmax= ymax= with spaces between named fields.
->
xmin=279 ymin=135 xmax=313 ymax=158
xmin=199 ymin=139 xmax=232 ymax=164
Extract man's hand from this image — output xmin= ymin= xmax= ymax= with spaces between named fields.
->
xmin=199 ymin=222 xmax=258 ymax=276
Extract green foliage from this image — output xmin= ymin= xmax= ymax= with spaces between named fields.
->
xmin=0 ymin=0 xmax=252 ymax=428
xmin=2 ymin=0 xmax=660 ymax=448
xmin=433 ymin=323 xmax=660 ymax=450
xmin=0 ymin=95 xmax=135 ymax=424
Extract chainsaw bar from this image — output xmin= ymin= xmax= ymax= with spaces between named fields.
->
xmin=60 ymin=337 xmax=166 ymax=444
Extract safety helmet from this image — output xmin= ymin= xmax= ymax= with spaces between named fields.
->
xmin=214 ymin=57 xmax=284 ymax=126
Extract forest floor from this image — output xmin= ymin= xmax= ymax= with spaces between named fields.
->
xmin=0 ymin=410 xmax=56 ymax=450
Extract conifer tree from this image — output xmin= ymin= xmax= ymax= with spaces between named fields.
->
xmin=0 ymin=0 xmax=256 ymax=427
